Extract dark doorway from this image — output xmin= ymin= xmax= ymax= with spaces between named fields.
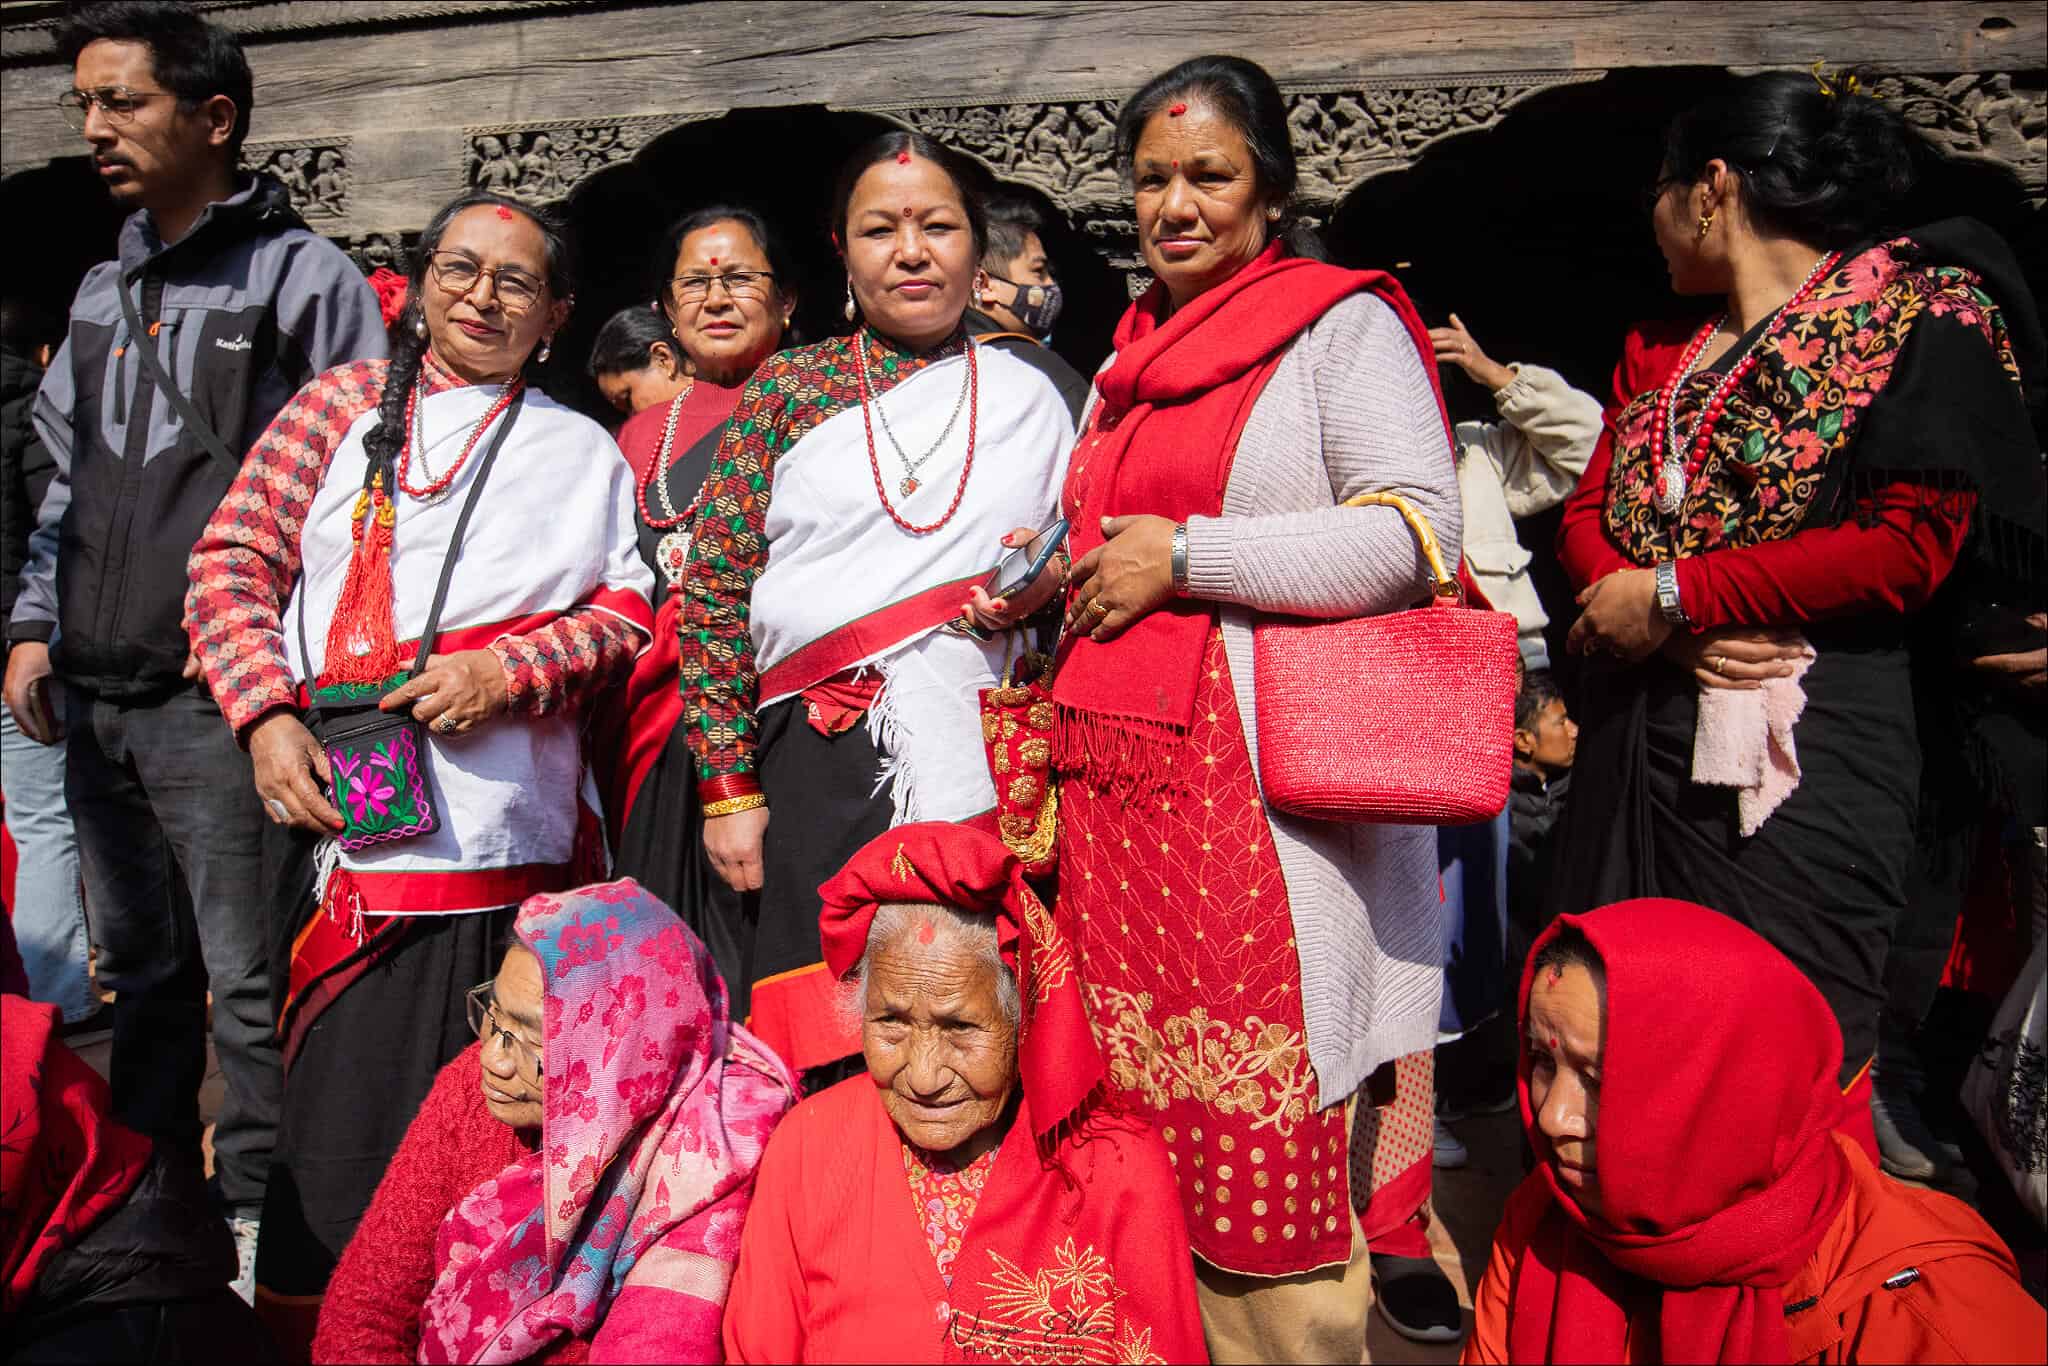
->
xmin=0 ymin=156 xmax=127 ymax=328
xmin=548 ymin=105 xmax=1121 ymax=422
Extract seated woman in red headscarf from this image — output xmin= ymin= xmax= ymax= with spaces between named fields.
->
xmin=1463 ymin=900 xmax=2044 ymax=1366
xmin=721 ymin=823 xmax=1208 ymax=1364
xmin=313 ymin=880 xmax=796 ymax=1364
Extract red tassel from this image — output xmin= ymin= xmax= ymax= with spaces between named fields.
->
xmin=320 ymin=474 xmax=403 ymax=688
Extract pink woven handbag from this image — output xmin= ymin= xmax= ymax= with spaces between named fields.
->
xmin=1253 ymin=491 xmax=1519 ymax=824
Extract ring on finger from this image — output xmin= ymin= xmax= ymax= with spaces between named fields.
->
xmin=437 ymin=715 xmax=460 ymax=735
xmin=265 ymin=797 xmax=291 ymax=823
xmin=1084 ymin=598 xmax=1111 ymax=620
xmin=1711 ymin=654 xmax=1726 ymax=673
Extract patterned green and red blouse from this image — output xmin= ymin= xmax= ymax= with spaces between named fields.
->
xmin=186 ymin=352 xmax=644 ymax=739
xmin=678 ymin=327 xmax=964 ymax=788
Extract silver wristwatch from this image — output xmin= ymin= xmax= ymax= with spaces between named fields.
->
xmin=1170 ymin=522 xmax=1191 ymax=596
xmin=1653 ymin=560 xmax=1690 ymax=626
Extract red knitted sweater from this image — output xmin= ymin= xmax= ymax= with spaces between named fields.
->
xmin=312 ymin=1044 xmax=590 ymax=1365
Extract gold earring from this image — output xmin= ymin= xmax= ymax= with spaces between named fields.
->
xmin=1696 ymin=210 xmax=1715 ymax=241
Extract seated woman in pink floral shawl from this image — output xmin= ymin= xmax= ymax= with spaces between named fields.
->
xmin=313 ymin=880 xmax=797 ymax=1363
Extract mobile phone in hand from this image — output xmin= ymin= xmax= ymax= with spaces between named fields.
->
xmin=986 ymin=517 xmax=1070 ymax=600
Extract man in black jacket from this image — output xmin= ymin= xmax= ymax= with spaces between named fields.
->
xmin=1 ymin=2 xmax=385 ymax=1301
xmin=964 ymin=191 xmax=1091 ymax=424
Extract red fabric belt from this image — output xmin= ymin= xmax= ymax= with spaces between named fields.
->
xmin=756 ymin=572 xmax=986 ymax=704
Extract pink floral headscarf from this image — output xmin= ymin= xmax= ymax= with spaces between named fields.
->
xmin=418 ymin=879 xmax=796 ymax=1364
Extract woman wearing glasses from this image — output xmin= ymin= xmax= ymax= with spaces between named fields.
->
xmin=596 ymin=206 xmax=797 ymax=1000
xmin=678 ymin=132 xmax=1075 ymax=1083
xmin=313 ymin=880 xmax=795 ymax=1363
xmin=184 ymin=191 xmax=654 ymax=1327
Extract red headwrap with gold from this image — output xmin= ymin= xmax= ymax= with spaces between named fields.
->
xmin=818 ymin=822 xmax=1103 ymax=1137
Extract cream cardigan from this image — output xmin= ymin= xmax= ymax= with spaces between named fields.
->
xmin=1083 ymin=290 xmax=1464 ymax=1108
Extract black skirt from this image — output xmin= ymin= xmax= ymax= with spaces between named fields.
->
xmin=612 ymin=718 xmax=753 ymax=1012
xmin=1550 ymin=622 xmax=1919 ymax=1082
xmin=256 ymin=907 xmax=512 ymax=1298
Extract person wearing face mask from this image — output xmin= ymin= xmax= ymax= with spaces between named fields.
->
xmin=314 ymin=880 xmax=795 ymax=1364
xmin=1463 ymin=901 xmax=2044 ymax=1365
xmin=722 ymin=822 xmax=1206 ymax=1364
xmin=677 ymin=132 xmax=1075 ymax=1086
xmin=964 ymin=191 xmax=1090 ymax=424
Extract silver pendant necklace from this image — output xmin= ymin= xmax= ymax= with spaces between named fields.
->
xmin=862 ymin=339 xmax=971 ymax=496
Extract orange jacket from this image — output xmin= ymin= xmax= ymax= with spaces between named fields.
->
xmin=1463 ymin=1135 xmax=2046 ymax=1364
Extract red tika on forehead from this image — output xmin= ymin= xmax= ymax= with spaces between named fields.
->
xmin=1168 ymin=101 xmax=1188 ymax=116
xmin=494 ymin=205 xmax=515 ymax=220
xmin=916 ymin=918 xmax=936 ymax=945
xmin=896 ymin=150 xmax=913 ymax=164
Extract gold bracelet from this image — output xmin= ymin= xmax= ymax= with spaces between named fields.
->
xmin=702 ymin=793 xmax=768 ymax=818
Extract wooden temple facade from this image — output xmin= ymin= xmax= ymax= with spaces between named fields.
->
xmin=3 ymin=0 xmax=2043 ymax=398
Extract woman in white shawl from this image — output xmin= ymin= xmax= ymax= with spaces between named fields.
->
xmin=677 ymin=131 xmax=1075 ymax=1084
xmin=184 ymin=192 xmax=652 ymax=1322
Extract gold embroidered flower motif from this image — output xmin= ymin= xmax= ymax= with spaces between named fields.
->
xmin=1085 ymin=985 xmax=1313 ymax=1134
xmin=953 ymin=1239 xmax=1165 ymax=1365
xmin=1018 ymin=885 xmax=1075 ymax=1003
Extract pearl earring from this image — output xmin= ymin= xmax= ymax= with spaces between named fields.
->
xmin=843 ymin=279 xmax=857 ymax=323
xmin=538 ymin=337 xmax=553 ymax=364
xmin=413 ymin=314 xmax=427 ymax=340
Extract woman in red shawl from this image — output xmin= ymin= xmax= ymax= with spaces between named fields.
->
xmin=313 ymin=880 xmax=796 ymax=1363
xmin=1049 ymin=55 xmax=1464 ymax=1358
xmin=1463 ymin=899 xmax=2044 ymax=1365
xmin=3 ymin=993 xmax=267 ymax=1359
xmin=595 ymin=206 xmax=798 ymax=1002
xmin=721 ymin=822 xmax=1207 ymax=1364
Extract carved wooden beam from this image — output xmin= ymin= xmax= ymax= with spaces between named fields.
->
xmin=461 ymin=111 xmax=717 ymax=205
xmin=240 ymin=136 xmax=353 ymax=223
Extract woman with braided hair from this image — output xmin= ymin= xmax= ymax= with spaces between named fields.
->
xmin=184 ymin=191 xmax=653 ymax=1335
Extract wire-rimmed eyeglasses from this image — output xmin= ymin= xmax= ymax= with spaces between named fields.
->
xmin=466 ymin=980 xmax=544 ymax=1079
xmin=668 ymin=270 xmax=775 ymax=305
xmin=58 ymin=86 xmax=177 ymax=131
xmin=428 ymin=250 xmax=546 ymax=313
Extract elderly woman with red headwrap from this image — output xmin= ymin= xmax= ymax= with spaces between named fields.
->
xmin=313 ymin=881 xmax=796 ymax=1363
xmin=1462 ymin=900 xmax=2043 ymax=1365
xmin=721 ymin=822 xmax=1207 ymax=1364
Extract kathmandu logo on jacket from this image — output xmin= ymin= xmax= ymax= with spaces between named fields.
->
xmin=214 ymin=334 xmax=253 ymax=352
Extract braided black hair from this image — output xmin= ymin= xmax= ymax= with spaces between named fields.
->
xmin=363 ymin=192 xmax=574 ymax=472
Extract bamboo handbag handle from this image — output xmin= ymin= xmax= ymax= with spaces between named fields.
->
xmin=1340 ymin=490 xmax=1461 ymax=601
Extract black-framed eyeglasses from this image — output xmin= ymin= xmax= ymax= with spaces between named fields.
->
xmin=429 ymin=251 xmax=545 ymax=313
xmin=58 ymin=86 xmax=178 ymax=131
xmin=466 ymin=980 xmax=544 ymax=1078
xmin=668 ymin=270 xmax=775 ymax=305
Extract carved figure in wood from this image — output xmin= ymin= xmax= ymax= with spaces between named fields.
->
xmin=471 ymin=134 xmax=518 ymax=195
xmin=308 ymin=149 xmax=346 ymax=217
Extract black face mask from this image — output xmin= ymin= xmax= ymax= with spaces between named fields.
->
xmin=985 ymin=271 xmax=1064 ymax=338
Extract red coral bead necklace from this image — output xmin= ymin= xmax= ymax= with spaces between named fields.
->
xmin=854 ymin=328 xmax=978 ymax=535
xmin=1651 ymin=250 xmax=1839 ymax=517
xmin=398 ymin=371 xmax=523 ymax=503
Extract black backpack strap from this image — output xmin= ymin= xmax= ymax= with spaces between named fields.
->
xmin=115 ymin=270 xmax=242 ymax=479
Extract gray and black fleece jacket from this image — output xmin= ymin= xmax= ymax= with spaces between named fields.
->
xmin=9 ymin=172 xmax=385 ymax=700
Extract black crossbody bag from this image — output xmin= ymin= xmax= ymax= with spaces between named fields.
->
xmin=291 ymin=389 xmax=525 ymax=851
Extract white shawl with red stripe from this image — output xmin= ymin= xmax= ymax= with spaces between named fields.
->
xmin=750 ymin=341 xmax=1074 ymax=821
xmin=286 ymin=384 xmax=654 ymax=914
